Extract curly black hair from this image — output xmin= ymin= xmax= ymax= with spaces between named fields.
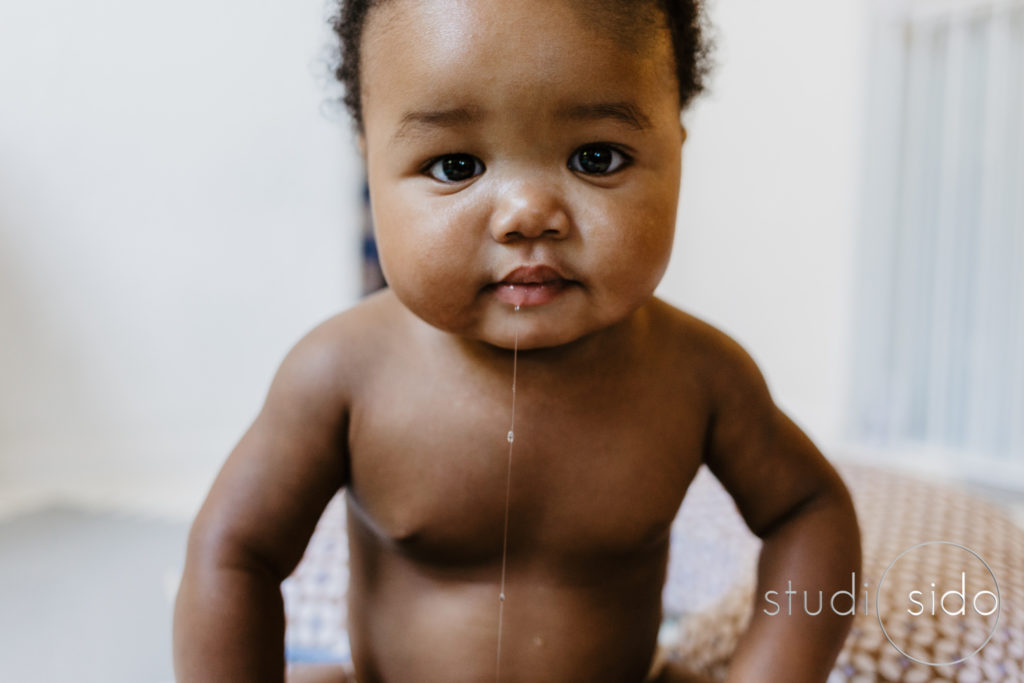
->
xmin=331 ymin=0 xmax=712 ymax=132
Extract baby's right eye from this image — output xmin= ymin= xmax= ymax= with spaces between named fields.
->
xmin=425 ymin=154 xmax=485 ymax=183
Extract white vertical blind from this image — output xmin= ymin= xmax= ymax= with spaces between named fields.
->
xmin=851 ymin=0 xmax=1024 ymax=470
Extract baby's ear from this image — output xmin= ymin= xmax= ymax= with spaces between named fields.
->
xmin=357 ymin=134 xmax=368 ymax=160
xmin=680 ymin=124 xmax=688 ymax=146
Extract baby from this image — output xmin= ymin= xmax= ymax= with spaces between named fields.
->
xmin=173 ymin=0 xmax=861 ymax=681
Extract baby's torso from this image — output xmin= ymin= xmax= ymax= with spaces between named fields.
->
xmin=340 ymin=296 xmax=711 ymax=682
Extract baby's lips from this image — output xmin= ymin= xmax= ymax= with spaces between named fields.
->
xmin=494 ymin=280 xmax=570 ymax=307
xmin=499 ymin=264 xmax=567 ymax=285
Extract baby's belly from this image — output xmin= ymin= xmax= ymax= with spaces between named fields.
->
xmin=345 ymin=531 xmax=669 ymax=683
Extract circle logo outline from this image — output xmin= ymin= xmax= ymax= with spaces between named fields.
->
xmin=875 ymin=540 xmax=1001 ymax=666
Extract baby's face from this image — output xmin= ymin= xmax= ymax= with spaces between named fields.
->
xmin=360 ymin=0 xmax=684 ymax=350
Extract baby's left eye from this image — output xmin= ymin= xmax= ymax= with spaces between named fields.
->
xmin=568 ymin=144 xmax=631 ymax=175
xmin=425 ymin=154 xmax=484 ymax=183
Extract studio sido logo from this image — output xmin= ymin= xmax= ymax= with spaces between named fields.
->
xmin=876 ymin=541 xmax=1001 ymax=666
xmin=760 ymin=541 xmax=1001 ymax=667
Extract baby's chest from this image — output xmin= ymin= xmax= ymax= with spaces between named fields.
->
xmin=346 ymin=393 xmax=704 ymax=565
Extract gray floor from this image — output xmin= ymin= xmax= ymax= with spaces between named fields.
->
xmin=0 ymin=506 xmax=189 ymax=683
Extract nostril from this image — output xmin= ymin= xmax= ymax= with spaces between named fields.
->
xmin=489 ymin=200 xmax=570 ymax=241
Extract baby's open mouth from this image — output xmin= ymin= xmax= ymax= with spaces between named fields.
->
xmin=491 ymin=265 xmax=573 ymax=307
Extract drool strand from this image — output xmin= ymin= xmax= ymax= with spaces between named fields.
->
xmin=496 ymin=303 xmax=520 ymax=681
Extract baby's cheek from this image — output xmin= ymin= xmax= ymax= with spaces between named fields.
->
xmin=392 ymin=251 xmax=482 ymax=330
xmin=635 ymin=201 xmax=677 ymax=276
xmin=607 ymin=216 xmax=673 ymax=286
xmin=644 ymin=223 xmax=676 ymax=280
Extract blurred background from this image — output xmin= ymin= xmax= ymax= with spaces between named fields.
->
xmin=0 ymin=0 xmax=1021 ymax=681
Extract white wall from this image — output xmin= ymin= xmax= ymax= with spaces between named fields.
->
xmin=659 ymin=0 xmax=868 ymax=452
xmin=0 ymin=0 xmax=870 ymax=513
xmin=0 ymin=0 xmax=363 ymax=513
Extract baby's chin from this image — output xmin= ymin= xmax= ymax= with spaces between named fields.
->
xmin=394 ymin=286 xmax=643 ymax=353
xmin=466 ymin=310 xmax=627 ymax=354
xmin=412 ymin=308 xmax=595 ymax=353
xmin=479 ymin=328 xmax=588 ymax=352
xmin=435 ymin=319 xmax=589 ymax=352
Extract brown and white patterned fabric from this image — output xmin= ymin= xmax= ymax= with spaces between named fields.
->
xmin=283 ymin=463 xmax=1024 ymax=680
xmin=668 ymin=463 xmax=1024 ymax=681
xmin=283 ymin=494 xmax=351 ymax=663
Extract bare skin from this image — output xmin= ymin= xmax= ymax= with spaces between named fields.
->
xmin=176 ymin=293 xmax=859 ymax=683
xmin=173 ymin=0 xmax=861 ymax=680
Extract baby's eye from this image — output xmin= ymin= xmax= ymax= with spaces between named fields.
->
xmin=426 ymin=154 xmax=484 ymax=183
xmin=568 ymin=144 xmax=631 ymax=175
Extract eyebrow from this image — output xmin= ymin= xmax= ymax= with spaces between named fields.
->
xmin=392 ymin=106 xmax=483 ymax=143
xmin=556 ymin=101 xmax=652 ymax=131
xmin=389 ymin=100 xmax=652 ymax=144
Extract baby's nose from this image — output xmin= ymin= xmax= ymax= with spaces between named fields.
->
xmin=488 ymin=182 xmax=570 ymax=243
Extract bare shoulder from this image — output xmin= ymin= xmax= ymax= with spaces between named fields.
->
xmin=648 ymin=298 xmax=846 ymax=539
xmin=186 ymin=290 xmax=406 ymax=576
xmin=281 ymin=289 xmax=403 ymax=393
xmin=644 ymin=297 xmax=764 ymax=394
xmin=254 ymin=288 xmax=410 ymax=458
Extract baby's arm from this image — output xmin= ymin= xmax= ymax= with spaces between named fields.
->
xmin=702 ymin=336 xmax=861 ymax=682
xmin=173 ymin=322 xmax=350 ymax=682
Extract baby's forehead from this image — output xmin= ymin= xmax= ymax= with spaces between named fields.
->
xmin=568 ymin=0 xmax=667 ymax=50
xmin=355 ymin=0 xmax=684 ymax=147
xmin=369 ymin=0 xmax=669 ymax=57
xmin=363 ymin=0 xmax=675 ymax=91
